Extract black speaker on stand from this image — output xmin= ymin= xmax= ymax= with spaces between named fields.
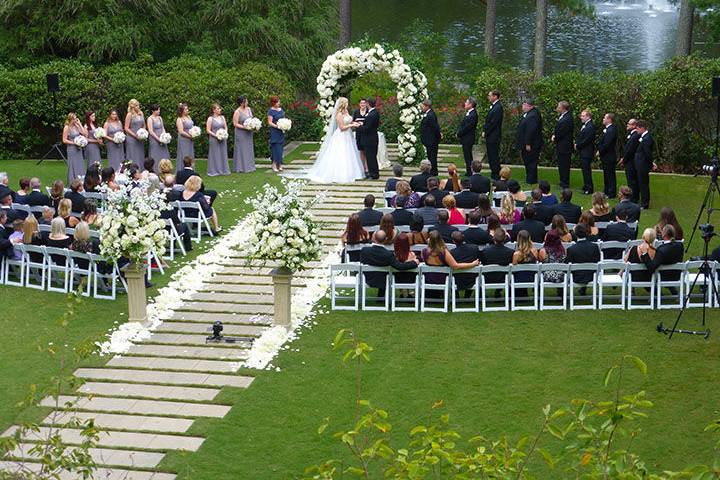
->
xmin=37 ymin=73 xmax=67 ymax=165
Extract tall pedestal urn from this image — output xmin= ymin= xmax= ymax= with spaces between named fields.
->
xmin=125 ymin=264 xmax=148 ymax=326
xmin=270 ymin=266 xmax=292 ymax=329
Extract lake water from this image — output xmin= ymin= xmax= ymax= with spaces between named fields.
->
xmin=353 ymin=0 xmax=719 ymax=74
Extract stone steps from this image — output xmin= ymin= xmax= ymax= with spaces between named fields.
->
xmin=107 ymin=356 xmax=242 ymax=373
xmin=77 ymin=382 xmax=220 ymax=402
xmin=0 ymin=461 xmax=176 ymax=480
xmin=45 ymin=411 xmax=194 ymax=433
xmin=73 ymin=368 xmax=254 ymax=388
xmin=158 ymin=311 xmax=270 ymax=325
xmin=155 ymin=321 xmax=267 ymax=336
xmin=41 ymin=396 xmax=231 ymax=418
xmin=7 ymin=444 xmax=166 ymax=469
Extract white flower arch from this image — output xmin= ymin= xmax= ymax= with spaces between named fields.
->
xmin=316 ymin=44 xmax=429 ymax=163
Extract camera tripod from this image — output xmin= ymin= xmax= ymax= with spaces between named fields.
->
xmin=37 ymin=91 xmax=67 ymax=166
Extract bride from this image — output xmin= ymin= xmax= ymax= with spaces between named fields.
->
xmin=307 ymin=97 xmax=366 ymax=183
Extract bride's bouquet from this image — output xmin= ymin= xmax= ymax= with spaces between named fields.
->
xmin=188 ymin=126 xmax=201 ymax=138
xmin=159 ymin=132 xmax=172 ymax=144
xmin=93 ymin=127 xmax=106 ymax=140
xmin=215 ymin=128 xmax=229 ymax=140
xmin=243 ymin=117 xmax=262 ymax=132
xmin=136 ymin=128 xmax=149 ymax=141
xmin=112 ymin=131 xmax=126 ymax=144
xmin=73 ymin=135 xmax=88 ymax=148
xmin=277 ymin=118 xmax=292 ymax=132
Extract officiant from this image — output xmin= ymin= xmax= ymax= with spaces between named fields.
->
xmin=353 ymin=98 xmax=368 ymax=173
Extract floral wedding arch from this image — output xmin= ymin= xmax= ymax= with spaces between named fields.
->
xmin=315 ymin=44 xmax=429 ymax=163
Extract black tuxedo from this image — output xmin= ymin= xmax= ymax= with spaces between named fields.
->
xmin=614 ymin=199 xmax=641 ymax=224
xmin=566 ymin=239 xmax=600 ymax=284
xmin=634 ymin=131 xmax=654 ymax=208
xmin=421 ymin=188 xmax=445 ymax=208
xmin=360 ymin=245 xmax=418 ymax=294
xmin=64 ymin=191 xmax=86 ymax=213
xmin=484 ymin=101 xmax=503 ymax=179
xmin=597 ymin=123 xmax=618 ymax=198
xmin=552 ymin=201 xmax=582 ymax=224
xmin=410 ymin=172 xmax=431 ymax=193
xmin=391 ymin=208 xmax=414 ymax=226
xmin=451 ymin=242 xmax=481 ymax=289
xmin=516 ymin=107 xmax=543 ymax=184
xmin=532 ymin=202 xmax=555 ymax=226
xmin=623 ymin=130 xmax=641 ymax=203
xmin=468 ymin=173 xmax=491 ymax=194
xmin=352 ymin=108 xmax=367 ymax=152
xmin=642 ymin=240 xmax=683 ymax=281
xmin=0 ymin=186 xmax=13 ymax=203
xmin=511 ymin=219 xmax=546 ymax=243
xmin=428 ymin=223 xmax=459 ymax=243
xmin=602 ymin=221 xmax=633 ymax=259
xmin=357 ymin=207 xmax=383 ymax=227
xmin=554 ymin=112 xmax=574 ymax=188
xmin=356 ymin=108 xmax=380 ymax=178
xmin=26 ymin=189 xmax=52 ymax=208
xmin=457 ymin=109 xmax=479 ymax=175
xmin=454 ymin=190 xmax=479 ymax=209
xmin=0 ymin=205 xmax=19 ymax=224
xmin=480 ymin=243 xmax=514 ymax=283
xmin=575 ymin=120 xmax=596 ymax=193
xmin=421 ymin=108 xmax=442 ymax=175
xmin=464 ymin=226 xmax=491 ymax=246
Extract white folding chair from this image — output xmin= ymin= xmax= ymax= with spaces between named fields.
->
xmin=655 ymin=264 xmax=686 ymax=310
xmin=480 ymin=265 xmax=510 ymax=312
xmin=510 ymin=263 xmax=540 ymax=311
xmin=360 ymin=266 xmax=390 ymax=311
xmin=419 ymin=265 xmax=451 ymax=312
xmin=450 ymin=266 xmax=481 ymax=312
xmin=3 ymin=245 xmax=25 ymax=287
xmin=12 ymin=203 xmax=32 ymax=219
xmin=684 ymin=260 xmax=715 ymax=308
xmin=599 ymin=241 xmax=629 ymax=261
xmin=343 ymin=244 xmax=365 ymax=263
xmin=23 ymin=244 xmax=47 ymax=290
xmin=91 ymin=255 xmax=125 ymax=300
xmin=597 ymin=261 xmax=627 ymax=310
xmin=388 ymin=267 xmax=420 ymax=312
xmin=569 ymin=263 xmax=598 ymax=310
xmin=45 ymin=247 xmax=70 ymax=293
xmin=68 ymin=250 xmax=93 ymax=296
xmin=626 ymin=263 xmax=656 ymax=309
xmin=176 ymin=201 xmax=215 ymax=242
xmin=146 ymin=249 xmax=165 ymax=281
xmin=330 ymin=263 xmax=361 ymax=311
xmin=539 ymin=263 xmax=568 ymax=310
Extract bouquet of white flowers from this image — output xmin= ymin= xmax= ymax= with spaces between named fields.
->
xmin=159 ymin=132 xmax=172 ymax=144
xmin=73 ymin=135 xmax=88 ymax=148
xmin=215 ymin=128 xmax=229 ymax=140
xmin=113 ymin=132 xmax=126 ymax=144
xmin=243 ymin=117 xmax=262 ymax=132
xmin=136 ymin=128 xmax=149 ymax=141
xmin=93 ymin=127 xmax=106 ymax=140
xmin=98 ymin=180 xmax=169 ymax=265
xmin=276 ymin=118 xmax=292 ymax=132
xmin=188 ymin=126 xmax=201 ymax=138
xmin=243 ymin=179 xmax=323 ymax=272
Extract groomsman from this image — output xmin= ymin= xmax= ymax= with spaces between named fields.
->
xmin=457 ymin=97 xmax=479 ymax=176
xmin=356 ymin=98 xmax=380 ymax=179
xmin=420 ymin=99 xmax=442 ymax=176
xmin=620 ymin=118 xmax=641 ymax=203
xmin=516 ymin=98 xmax=543 ymax=184
xmin=597 ymin=113 xmax=618 ymax=198
xmin=552 ymin=101 xmax=573 ymax=189
xmin=483 ymin=90 xmax=503 ymax=180
xmin=575 ymin=110 xmax=596 ymax=195
xmin=352 ymin=98 xmax=368 ymax=172
xmin=633 ymin=120 xmax=654 ymax=209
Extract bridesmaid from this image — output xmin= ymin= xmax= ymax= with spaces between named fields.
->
xmin=147 ymin=104 xmax=169 ymax=172
xmin=124 ymin=98 xmax=146 ymax=167
xmin=83 ymin=111 xmax=103 ymax=167
xmin=62 ymin=112 xmax=88 ymax=183
xmin=103 ymin=109 xmax=125 ymax=171
xmin=267 ymin=95 xmax=285 ymax=172
xmin=176 ymin=102 xmax=195 ymax=173
xmin=232 ymin=96 xmax=256 ymax=173
xmin=206 ymin=103 xmax=230 ymax=176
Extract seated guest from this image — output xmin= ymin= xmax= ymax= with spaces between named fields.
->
xmin=443 ymin=194 xmax=466 ymax=225
xmin=176 ymin=156 xmax=217 ymax=205
xmin=578 ymin=211 xmax=600 ymax=242
xmin=8 ymin=219 xmax=24 ymax=259
xmin=566 ymin=224 xmax=600 ymax=289
xmin=487 ymin=214 xmax=505 ymax=241
xmin=0 ymin=210 xmax=8 ymax=234
xmin=141 ymin=158 xmax=159 ymax=179
xmin=551 ymin=215 xmax=573 ymax=243
xmin=58 ymin=198 xmax=79 ymax=228
xmin=421 ymin=177 xmax=445 ymax=208
xmin=539 ymin=180 xmax=558 ymax=206
xmin=0 ymin=192 xmax=19 ymax=223
xmin=357 ymin=194 xmax=383 ymax=227
xmin=21 ymin=215 xmax=45 ymax=263
xmin=26 ymin=178 xmax=52 ymax=207
xmin=82 ymin=200 xmax=101 ymax=227
xmin=415 ymin=195 xmax=439 ymax=227
xmin=493 ymin=166 xmax=511 ymax=191
xmin=83 ymin=167 xmax=101 ymax=192
xmin=589 ymin=192 xmax=614 ymax=222
xmin=341 ymin=213 xmax=370 ymax=261
xmin=157 ymin=183 xmax=192 ymax=253
xmin=464 ymin=211 xmax=491 ymax=246
xmin=450 ymin=231 xmax=481 ymax=296
xmin=70 ymin=221 xmax=97 ymax=253
xmin=408 ymin=215 xmax=429 ymax=245
xmin=45 ymin=217 xmax=73 ymax=251
xmin=182 ymin=175 xmax=221 ymax=233
xmin=392 ymin=180 xmax=421 ymax=209
xmin=540 ymin=229 xmax=566 ymax=283
xmin=507 ymin=179 xmax=527 ymax=207
xmin=421 ymin=230 xmax=479 ymax=290
xmin=480 ymin=229 xmax=514 ymax=285
xmin=454 ymin=179 xmax=480 ymax=209
xmin=360 ymin=230 xmax=419 ymax=297
xmin=101 ymin=167 xmax=121 ymax=191
xmin=468 ymin=159 xmax=491 ymax=194
xmin=499 ymin=193 xmax=521 ymax=225
xmin=14 ymin=177 xmax=31 ymax=204
xmin=163 ymin=175 xmax=182 ymax=202
xmin=372 ymin=213 xmax=399 ymax=245
xmin=385 ymin=163 xmax=404 ymax=193
xmin=511 ymin=204 xmax=546 ymax=243
xmin=530 ymin=188 xmax=554 ymax=225
xmin=49 ymin=180 xmax=65 ymax=210
xmin=64 ymin=179 xmax=86 ymax=213
xmin=409 ymin=159 xmax=433 ymax=192
xmin=602 ymin=210 xmax=633 ymax=259
xmin=553 ymin=188 xmax=582 ymax=224
xmin=39 ymin=206 xmax=55 ymax=225
xmin=654 ymin=207 xmax=684 ymax=241
xmin=158 ymin=158 xmax=174 ymax=180
xmin=439 ymin=163 xmax=461 ymax=192
xmin=428 ymin=210 xmax=458 ymax=242
xmin=615 ymin=185 xmax=641 ymax=224
xmin=0 ymin=212 xmax=11 ymax=258
xmin=392 ymin=232 xmax=419 ymax=286
xmin=642 ymin=224 xmax=683 ymax=281
xmin=391 ymin=195 xmax=413 ymax=226
xmin=474 ymin=194 xmax=494 ymax=224
xmin=512 ymin=230 xmax=541 ymax=296
xmin=128 ymin=165 xmax=143 ymax=189
xmin=0 ymin=172 xmax=14 ymax=202
xmin=624 ymin=228 xmax=656 ymax=282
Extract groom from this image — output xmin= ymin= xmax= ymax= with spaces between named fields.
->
xmin=356 ymin=97 xmax=380 ymax=179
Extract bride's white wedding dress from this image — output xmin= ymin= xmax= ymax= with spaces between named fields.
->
xmin=307 ymin=110 xmax=365 ymax=183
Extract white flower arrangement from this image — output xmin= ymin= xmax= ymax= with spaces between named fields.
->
xmin=215 ymin=128 xmax=229 ymax=140
xmin=315 ymin=43 xmax=428 ymax=163
xmin=276 ymin=118 xmax=292 ymax=132
xmin=159 ymin=132 xmax=172 ymax=144
xmin=112 ymin=131 xmax=126 ymax=144
xmin=73 ymin=135 xmax=88 ymax=148
xmin=243 ymin=117 xmax=262 ymax=132
xmin=243 ymin=179 xmax=323 ymax=272
xmin=136 ymin=128 xmax=149 ymax=140
xmin=93 ymin=127 xmax=106 ymax=140
xmin=188 ymin=126 xmax=202 ymax=138
xmin=98 ymin=180 xmax=169 ymax=265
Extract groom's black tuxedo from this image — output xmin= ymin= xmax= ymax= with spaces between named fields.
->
xmin=457 ymin=108 xmax=479 ymax=176
xmin=420 ymin=108 xmax=442 ymax=176
xmin=356 ymin=108 xmax=380 ymax=179
xmin=352 ymin=108 xmax=367 ymax=152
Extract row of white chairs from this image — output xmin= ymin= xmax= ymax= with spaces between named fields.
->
xmin=330 ymin=260 xmax=719 ymax=312
xmin=384 ymin=189 xmax=534 ymax=202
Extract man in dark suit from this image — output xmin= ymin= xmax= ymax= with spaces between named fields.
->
xmin=357 ymin=194 xmax=383 ymax=227
xmin=0 ymin=193 xmax=19 ymax=224
xmin=597 ymin=113 xmax=618 ymax=199
xmin=355 ymin=97 xmax=380 ymax=179
xmin=602 ymin=211 xmax=633 ymax=259
xmin=175 ymin=157 xmax=218 ymax=205
xmin=454 ymin=179 xmax=480 ymax=209
xmin=529 ymin=189 xmax=554 ymax=225
xmin=64 ymin=179 xmax=86 ymax=213
xmin=391 ymin=195 xmax=414 ymax=226
xmin=352 ymin=98 xmax=368 ymax=173
xmin=480 ymin=229 xmax=514 ymax=284
xmin=516 ymin=98 xmax=543 ymax=185
xmin=457 ymin=97 xmax=479 ymax=176
xmin=420 ymin=99 xmax=442 ymax=176
xmin=410 ymin=160 xmax=433 ymax=193
xmin=575 ymin=110 xmax=596 ymax=195
xmin=464 ymin=211 xmax=491 ymax=246
xmin=552 ymin=101 xmax=574 ymax=189
xmin=566 ymin=224 xmax=600 ymax=287
xmin=467 ymin=159 xmax=492 ymax=194
xmin=620 ymin=119 xmax=641 ymax=203
xmin=614 ymin=185 xmax=641 ymax=225
xmin=451 ymin=231 xmax=481 ymax=294
xmin=633 ymin=120 xmax=654 ymax=209
xmin=483 ymin=90 xmax=503 ymax=180
xmin=428 ymin=210 xmax=458 ymax=242
xmin=415 ymin=195 xmax=439 ymax=226
xmin=385 ymin=164 xmax=404 ymax=194
xmin=421 ymin=177 xmax=445 ymax=208
xmin=642 ymin=224 xmax=683 ymax=282
xmin=25 ymin=178 xmax=52 ymax=207
xmin=0 ymin=172 xmax=14 ymax=203
xmin=552 ymin=188 xmax=582 ymax=224
xmin=360 ymin=230 xmax=419 ymax=297
xmin=511 ymin=204 xmax=546 ymax=242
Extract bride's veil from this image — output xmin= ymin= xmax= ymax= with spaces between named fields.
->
xmin=315 ymin=98 xmax=343 ymax=162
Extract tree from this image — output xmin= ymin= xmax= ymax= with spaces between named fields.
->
xmin=533 ymin=0 xmax=548 ymax=77
xmin=339 ymin=0 xmax=352 ymax=47
xmin=676 ymin=0 xmax=695 ymax=56
xmin=484 ymin=0 xmax=497 ymax=58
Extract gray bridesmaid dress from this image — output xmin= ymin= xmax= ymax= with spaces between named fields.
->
xmin=106 ymin=121 xmax=125 ymax=171
xmin=125 ymin=114 xmax=146 ymax=166
xmin=84 ymin=125 xmax=102 ymax=166
xmin=233 ymin=108 xmax=256 ymax=173
xmin=148 ymin=116 xmax=170 ymax=172
xmin=66 ymin=127 xmax=86 ymax=183
xmin=176 ymin=118 xmax=195 ymax=172
xmin=207 ymin=115 xmax=230 ymax=176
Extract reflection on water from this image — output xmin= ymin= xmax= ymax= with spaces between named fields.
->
xmin=353 ymin=0 xmax=718 ymax=74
